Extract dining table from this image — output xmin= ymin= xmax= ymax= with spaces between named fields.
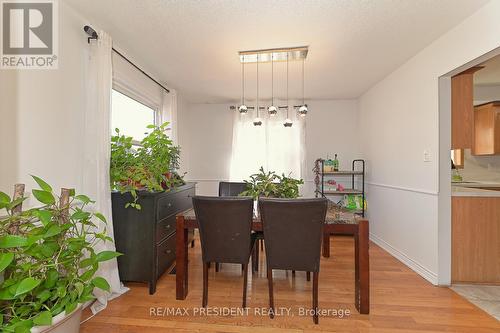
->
xmin=175 ymin=201 xmax=370 ymax=314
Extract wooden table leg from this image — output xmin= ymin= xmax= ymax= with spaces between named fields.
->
xmin=322 ymin=230 xmax=330 ymax=258
xmin=356 ymin=220 xmax=369 ymax=314
xmin=176 ymin=216 xmax=189 ymax=300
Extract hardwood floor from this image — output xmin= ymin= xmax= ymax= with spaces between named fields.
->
xmin=81 ymin=235 xmax=500 ymax=332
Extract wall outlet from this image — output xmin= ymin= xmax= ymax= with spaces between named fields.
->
xmin=423 ymin=150 xmax=431 ymax=162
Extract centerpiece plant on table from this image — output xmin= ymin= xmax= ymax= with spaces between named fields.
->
xmin=110 ymin=122 xmax=185 ymax=209
xmin=240 ymin=167 xmax=304 ymax=199
xmin=0 ymin=176 xmax=121 ymax=333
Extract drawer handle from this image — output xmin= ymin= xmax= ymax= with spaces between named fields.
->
xmin=165 ymin=224 xmax=171 ymax=229
xmin=165 ymin=249 xmax=172 ymax=254
xmin=167 ymin=203 xmax=172 ymax=207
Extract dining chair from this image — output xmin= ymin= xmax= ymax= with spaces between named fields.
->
xmin=192 ymin=196 xmax=256 ymax=308
xmin=218 ymin=181 xmax=248 ymax=197
xmin=218 ymin=181 xmax=263 ymax=272
xmin=259 ymin=197 xmax=328 ymax=324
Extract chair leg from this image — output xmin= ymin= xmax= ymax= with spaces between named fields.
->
xmin=292 ymin=270 xmax=296 ymax=277
xmin=242 ymin=263 xmax=248 ymax=308
xmin=254 ymin=244 xmax=259 ymax=272
xmin=215 ymin=262 xmax=220 ymax=272
xmin=312 ymin=271 xmax=319 ymax=324
xmin=202 ymin=262 xmax=209 ymax=308
xmin=267 ymin=268 xmax=275 ymax=319
xmin=307 ymin=271 xmax=311 ymax=281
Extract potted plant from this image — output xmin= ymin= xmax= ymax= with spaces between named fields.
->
xmin=240 ymin=167 xmax=304 ymax=199
xmin=110 ymin=122 xmax=185 ymax=209
xmin=0 ymin=176 xmax=121 ymax=333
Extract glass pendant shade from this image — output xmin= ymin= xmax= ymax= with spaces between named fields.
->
xmin=253 ymin=117 xmax=263 ymax=126
xmin=283 ymin=118 xmax=293 ymax=127
xmin=298 ymin=105 xmax=308 ymax=117
xmin=268 ymin=105 xmax=277 ymax=116
xmin=238 ymin=104 xmax=248 ymax=114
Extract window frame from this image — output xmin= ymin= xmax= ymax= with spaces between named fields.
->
xmin=111 ymin=88 xmax=160 ymax=146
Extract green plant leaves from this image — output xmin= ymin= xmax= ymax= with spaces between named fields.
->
xmin=65 ymin=302 xmax=78 ymax=315
xmin=91 ymin=277 xmax=110 ymax=292
xmin=94 ymin=212 xmax=107 ymax=223
xmin=71 ymin=210 xmax=90 ymax=220
xmin=14 ymin=277 xmax=41 ymax=297
xmin=32 ymin=189 xmax=55 ymax=205
xmin=33 ymin=209 xmax=53 ymax=226
xmin=74 ymin=194 xmax=94 ymax=204
xmin=44 ymin=269 xmax=59 ymax=288
xmin=96 ymin=250 xmax=122 ymax=262
xmin=0 ymin=191 xmax=11 ymax=209
xmin=0 ymin=252 xmax=14 ymax=272
xmin=31 ymin=175 xmax=52 ymax=192
xmin=0 ymin=177 xmax=117 ymax=329
xmin=33 ymin=311 xmax=52 ymax=326
xmin=0 ymin=235 xmax=28 ymax=248
xmin=43 ymin=224 xmax=62 ymax=238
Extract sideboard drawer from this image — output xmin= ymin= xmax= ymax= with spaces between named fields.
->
xmin=156 ymin=233 xmax=176 ymax=278
xmin=156 ymin=215 xmax=176 ymax=243
xmin=157 ymin=188 xmax=194 ymax=221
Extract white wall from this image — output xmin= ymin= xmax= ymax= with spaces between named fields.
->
xmin=0 ymin=2 xmax=88 ymax=203
xmin=359 ymin=0 xmax=500 ymax=285
xmin=178 ymin=99 xmax=362 ymax=196
xmin=460 ymin=149 xmax=500 ymax=182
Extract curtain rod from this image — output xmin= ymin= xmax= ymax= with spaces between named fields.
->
xmin=83 ymin=25 xmax=170 ymax=93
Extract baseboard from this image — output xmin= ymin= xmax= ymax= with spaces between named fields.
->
xmin=370 ymin=233 xmax=439 ymax=285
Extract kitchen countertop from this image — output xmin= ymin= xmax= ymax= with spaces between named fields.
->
xmin=452 ymin=182 xmax=500 ymax=197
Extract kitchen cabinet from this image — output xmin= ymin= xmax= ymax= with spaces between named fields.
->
xmin=452 ymin=196 xmax=500 ymax=284
xmin=473 ymin=101 xmax=500 ymax=155
xmin=451 ymin=67 xmax=483 ymax=149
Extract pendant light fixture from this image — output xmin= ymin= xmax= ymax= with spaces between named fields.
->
xmin=253 ymin=54 xmax=262 ymax=126
xmin=298 ymin=57 xmax=308 ymax=117
xmin=267 ymin=52 xmax=277 ymax=117
xmin=284 ymin=52 xmax=293 ymax=127
xmin=234 ymin=46 xmax=309 ymax=122
xmin=238 ymin=55 xmax=248 ymax=114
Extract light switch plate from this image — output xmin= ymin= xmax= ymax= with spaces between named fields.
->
xmin=423 ymin=150 xmax=431 ymax=162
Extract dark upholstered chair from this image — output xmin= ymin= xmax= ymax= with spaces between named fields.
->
xmin=218 ymin=181 xmax=263 ymax=272
xmin=192 ymin=196 xmax=256 ymax=308
xmin=259 ymin=197 xmax=328 ymax=324
xmin=218 ymin=181 xmax=248 ymax=197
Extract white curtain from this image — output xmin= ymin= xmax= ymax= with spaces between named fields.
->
xmin=83 ymin=30 xmax=128 ymax=315
xmin=230 ymin=104 xmax=305 ymax=181
xmin=160 ymin=88 xmax=178 ymax=145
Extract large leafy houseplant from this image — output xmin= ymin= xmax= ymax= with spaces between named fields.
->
xmin=0 ymin=176 xmax=121 ymax=332
xmin=240 ymin=167 xmax=304 ymax=199
xmin=110 ymin=122 xmax=185 ymax=209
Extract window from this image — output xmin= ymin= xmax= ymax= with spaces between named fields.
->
xmin=229 ymin=110 xmax=305 ymax=181
xmin=111 ymin=89 xmax=157 ymax=142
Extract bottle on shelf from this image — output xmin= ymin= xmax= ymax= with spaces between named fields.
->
xmin=333 ymin=154 xmax=339 ymax=172
xmin=324 ymin=154 xmax=334 ymax=172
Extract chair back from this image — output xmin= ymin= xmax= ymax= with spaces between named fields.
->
xmin=218 ymin=182 xmax=248 ymax=197
xmin=259 ymin=197 xmax=328 ymax=272
xmin=192 ymin=196 xmax=254 ymax=264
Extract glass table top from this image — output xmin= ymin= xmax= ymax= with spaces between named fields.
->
xmin=181 ymin=200 xmax=361 ymax=225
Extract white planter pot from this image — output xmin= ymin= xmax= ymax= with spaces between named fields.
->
xmin=31 ymin=305 xmax=82 ymax=333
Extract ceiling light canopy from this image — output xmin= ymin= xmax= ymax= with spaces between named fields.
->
xmin=239 ymin=46 xmax=308 ymax=63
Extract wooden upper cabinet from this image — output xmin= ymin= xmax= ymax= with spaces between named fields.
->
xmin=473 ymin=101 xmax=500 ymax=155
xmin=451 ymin=67 xmax=483 ymax=149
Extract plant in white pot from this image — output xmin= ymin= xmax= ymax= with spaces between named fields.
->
xmin=0 ymin=176 xmax=121 ymax=333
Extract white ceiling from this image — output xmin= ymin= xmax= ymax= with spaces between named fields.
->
xmin=65 ymin=0 xmax=489 ymax=103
